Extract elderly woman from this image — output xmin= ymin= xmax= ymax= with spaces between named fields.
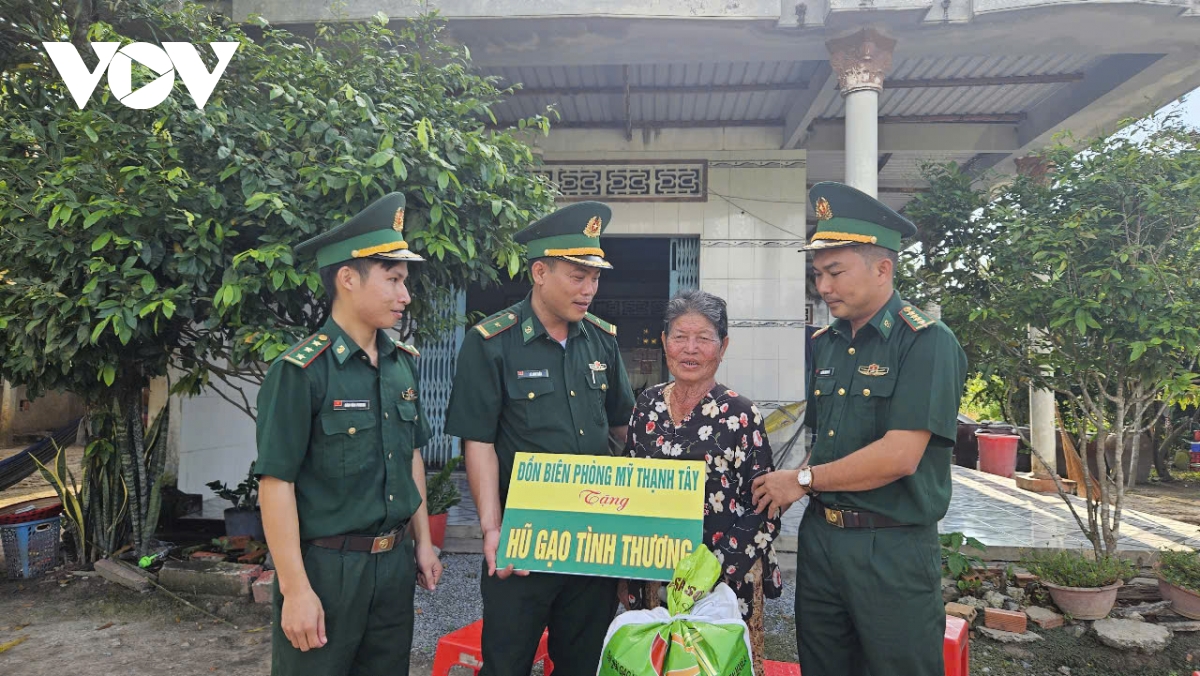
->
xmin=622 ymin=289 xmax=782 ymax=676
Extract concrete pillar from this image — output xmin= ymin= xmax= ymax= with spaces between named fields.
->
xmin=826 ymin=28 xmax=896 ymax=198
xmin=0 ymin=380 xmax=14 ymax=447
xmin=1012 ymin=156 xmax=1075 ymax=494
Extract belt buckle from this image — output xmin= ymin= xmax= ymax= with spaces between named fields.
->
xmin=370 ymin=534 xmax=395 ymax=554
xmin=824 ymin=507 xmax=845 ymax=528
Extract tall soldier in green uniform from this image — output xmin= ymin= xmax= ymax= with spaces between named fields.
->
xmin=255 ymin=193 xmax=444 ymax=676
xmin=445 ymin=201 xmax=636 ymax=676
xmin=752 ymin=182 xmax=968 ymax=676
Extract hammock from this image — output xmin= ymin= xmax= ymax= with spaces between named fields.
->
xmin=0 ymin=417 xmax=82 ymax=492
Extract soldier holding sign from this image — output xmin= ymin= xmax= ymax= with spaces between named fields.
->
xmin=445 ymin=202 xmax=637 ymax=676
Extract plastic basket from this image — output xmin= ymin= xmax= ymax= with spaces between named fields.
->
xmin=1 ymin=516 xmax=62 ymax=579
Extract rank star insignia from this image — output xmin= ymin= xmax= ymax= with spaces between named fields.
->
xmin=401 ymin=388 xmax=418 ymax=401
xmin=815 ymin=197 xmax=834 ymax=221
xmin=336 ymin=345 xmax=346 ymax=354
xmin=857 ymin=364 xmax=890 ymax=376
xmin=393 ymin=208 xmax=405 ymax=233
xmin=584 ymin=216 xmax=602 ymax=238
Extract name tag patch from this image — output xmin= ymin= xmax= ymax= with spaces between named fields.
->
xmin=816 ymin=368 xmax=834 ymax=377
xmin=332 ymin=400 xmax=370 ymax=411
xmin=517 ymin=369 xmax=549 ymax=379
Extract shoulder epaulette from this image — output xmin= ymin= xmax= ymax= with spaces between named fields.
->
xmin=280 ymin=333 xmax=333 ymax=368
xmin=899 ymin=305 xmax=937 ymax=332
xmin=394 ymin=340 xmax=419 ymax=357
xmin=584 ymin=312 xmax=617 ymax=336
xmin=811 ymin=324 xmax=832 ymax=339
xmin=473 ymin=310 xmax=519 ymax=340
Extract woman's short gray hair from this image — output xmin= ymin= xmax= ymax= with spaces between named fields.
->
xmin=663 ymin=289 xmax=728 ymax=340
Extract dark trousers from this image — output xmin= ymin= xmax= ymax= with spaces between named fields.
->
xmin=479 ymin=565 xmax=618 ymax=676
xmin=271 ymin=539 xmax=415 ymax=676
xmin=794 ymin=510 xmax=945 ymax=676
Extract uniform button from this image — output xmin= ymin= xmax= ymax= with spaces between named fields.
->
xmin=414 ymin=414 xmax=418 ymax=421
xmin=389 ymin=494 xmax=394 ymax=501
xmin=384 ymin=412 xmax=389 ymax=419
xmin=863 ymin=389 xmax=871 ymax=397
xmin=601 ymin=383 xmax=608 ymax=391
xmin=828 ymin=430 xmax=835 ymax=437
xmin=848 ymin=347 xmax=856 ymax=355
xmin=838 ymin=388 xmax=845 ymax=396
xmin=570 ymin=391 xmax=576 ymax=397
xmin=579 ymin=429 xmax=584 ymax=436
xmin=348 ymin=427 xmax=357 ymax=435
xmin=814 ymin=390 xmax=821 ymax=396
xmin=528 ymin=392 xmax=535 ymax=400
xmin=388 ymin=453 xmax=393 ymax=459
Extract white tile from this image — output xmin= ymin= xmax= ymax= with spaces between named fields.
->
xmin=753 ymin=359 xmax=782 ymax=401
xmin=723 ymin=326 xmax=754 ymax=361
xmin=753 ymin=327 xmax=784 ymax=359
xmin=700 ymin=278 xmax=729 ymax=300
xmin=721 ymin=358 xmax=754 ymax=392
xmin=782 ymin=249 xmax=808 ymax=280
xmin=677 ymin=202 xmax=705 ymax=236
xmin=750 ymin=279 xmax=785 ymax=317
xmin=727 ymin=248 xmax=757 ymax=279
xmin=707 ymin=168 xmax=731 ymax=195
xmin=728 ymin=207 xmax=759 ymax=240
xmin=699 ymin=246 xmax=729 ymax=280
xmin=754 ymin=247 xmax=785 ymax=281
xmin=779 ymin=364 xmax=807 ymax=401
xmin=702 ymin=199 xmax=730 ymax=240
xmin=725 ymin=280 xmax=758 ymax=315
xmin=653 ymin=202 xmax=680 ymax=234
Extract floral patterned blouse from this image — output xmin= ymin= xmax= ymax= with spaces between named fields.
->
xmin=624 ymin=382 xmax=783 ymax=618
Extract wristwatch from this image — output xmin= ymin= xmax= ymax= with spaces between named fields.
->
xmin=796 ymin=466 xmax=813 ymax=489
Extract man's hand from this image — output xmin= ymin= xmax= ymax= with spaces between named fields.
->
xmin=281 ymin=586 xmax=327 ymax=652
xmin=752 ymin=469 xmax=806 ymax=517
xmin=416 ymin=542 xmax=444 ymax=591
xmin=483 ymin=528 xmax=529 ymax=579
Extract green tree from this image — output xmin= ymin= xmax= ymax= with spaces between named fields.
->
xmin=0 ymin=1 xmax=555 ymax=559
xmin=906 ymin=118 xmax=1200 ymax=557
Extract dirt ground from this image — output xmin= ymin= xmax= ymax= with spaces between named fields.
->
xmin=0 ymin=571 xmax=447 ymax=676
xmin=1125 ymin=472 xmax=1200 ymax=526
xmin=2 ymin=567 xmax=1200 ymax=676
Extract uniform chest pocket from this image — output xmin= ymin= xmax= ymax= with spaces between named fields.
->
xmin=850 ymin=373 xmax=898 ymax=433
xmin=506 ymin=374 xmax=556 ymax=431
xmin=317 ymin=412 xmax=377 ymax=478
xmin=811 ymin=377 xmax=837 ymax=399
xmin=585 ymin=368 xmax=610 ymax=425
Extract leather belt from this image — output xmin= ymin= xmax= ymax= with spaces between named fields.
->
xmin=811 ymin=498 xmax=905 ymax=529
xmin=308 ymin=522 xmax=408 ymax=554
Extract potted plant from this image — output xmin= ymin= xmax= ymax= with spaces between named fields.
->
xmin=425 ymin=456 xmax=462 ymax=549
xmin=206 ymin=462 xmax=263 ymax=541
xmin=1157 ymin=549 xmax=1200 ymax=619
xmin=1023 ymin=551 xmax=1135 ymax=620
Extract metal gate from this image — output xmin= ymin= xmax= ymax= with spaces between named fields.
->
xmin=669 ymin=237 xmax=700 ymax=297
xmin=415 ymin=289 xmax=465 ymax=467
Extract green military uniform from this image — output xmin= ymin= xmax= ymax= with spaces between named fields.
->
xmin=795 ymin=183 xmax=968 ymax=676
xmin=255 ymin=193 xmax=431 ymax=676
xmin=444 ymin=202 xmax=636 ymax=676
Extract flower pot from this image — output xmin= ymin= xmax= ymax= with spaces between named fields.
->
xmin=977 ymin=433 xmax=1020 ymax=478
xmin=428 ymin=512 xmax=448 ymax=550
xmin=1159 ymin=578 xmax=1200 ymax=620
xmin=224 ymin=508 xmax=264 ymax=541
xmin=1043 ymin=580 xmax=1123 ymax=620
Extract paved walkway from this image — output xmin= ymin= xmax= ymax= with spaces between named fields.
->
xmin=778 ymin=466 xmax=1200 ymax=560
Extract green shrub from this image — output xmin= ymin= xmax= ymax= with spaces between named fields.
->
xmin=1023 ymin=551 xmax=1135 ymax=588
xmin=1159 ymin=549 xmax=1200 ymax=592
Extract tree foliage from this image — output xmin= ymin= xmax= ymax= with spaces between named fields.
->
xmin=0 ymin=1 xmax=555 ymax=557
xmin=905 ymin=117 xmax=1200 ymax=557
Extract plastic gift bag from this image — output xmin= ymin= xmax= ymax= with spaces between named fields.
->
xmin=598 ymin=547 xmax=753 ymax=676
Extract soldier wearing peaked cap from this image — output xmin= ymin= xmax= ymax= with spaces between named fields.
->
xmin=254 ymin=192 xmax=443 ymax=676
xmin=444 ymin=201 xmax=636 ymax=676
xmin=752 ymin=182 xmax=968 ymax=676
